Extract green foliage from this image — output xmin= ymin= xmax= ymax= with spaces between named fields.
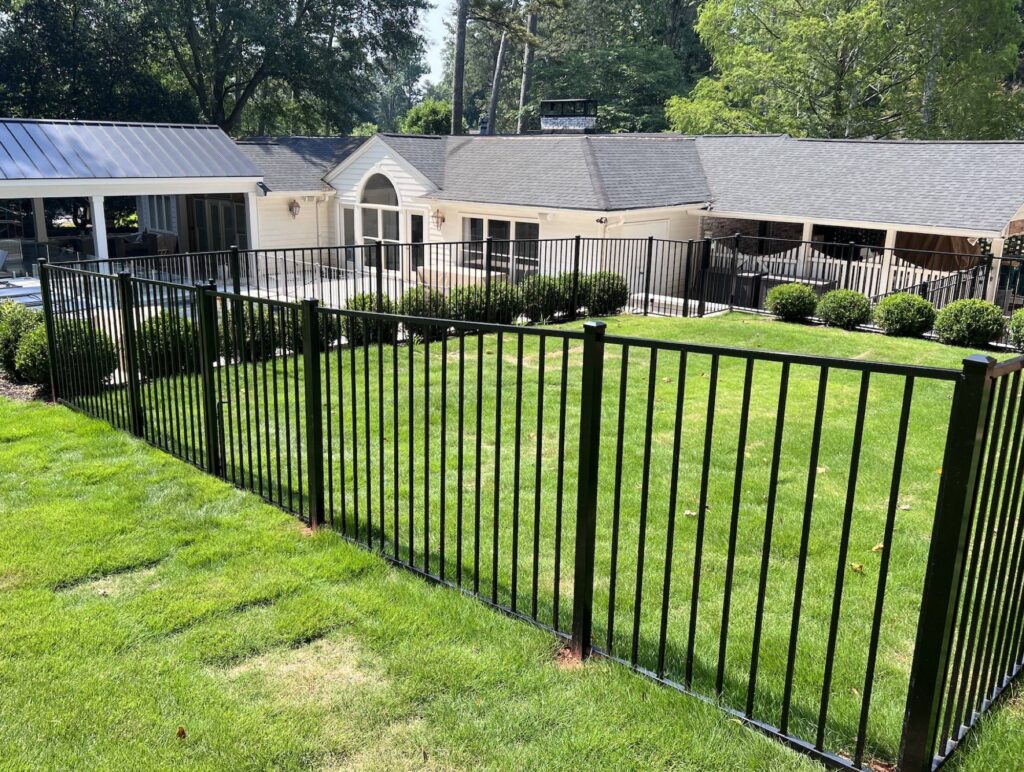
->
xmin=400 ymin=287 xmax=449 ymax=340
xmin=872 ymin=293 xmax=937 ymax=337
xmin=350 ymin=122 xmax=380 ymax=137
xmin=520 ymin=275 xmax=570 ymax=322
xmin=401 ymin=99 xmax=456 ymax=135
xmin=815 ymin=290 xmax=872 ymax=330
xmin=933 ymin=299 xmax=1006 ymax=347
xmin=666 ymin=0 xmax=1024 ymax=139
xmin=136 ymin=312 xmax=199 ymax=379
xmin=450 ymin=282 xmax=522 ymax=326
xmin=222 ymin=304 xmax=288 ymax=362
xmin=54 ymin=320 xmax=118 ymax=393
xmin=765 ymin=283 xmax=817 ymax=322
xmin=1009 ymin=308 xmax=1024 ymax=352
xmin=13 ymin=324 xmax=51 ymax=385
xmin=0 ymin=301 xmax=43 ymax=376
xmin=581 ymin=272 xmax=630 ymax=316
xmin=343 ymin=293 xmax=398 ymax=345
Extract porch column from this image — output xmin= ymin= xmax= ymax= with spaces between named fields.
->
xmin=90 ymin=195 xmax=108 ymax=261
xmin=797 ymin=221 xmax=813 ymax=277
xmin=987 ymin=237 xmax=1005 ymax=303
xmin=878 ymin=228 xmax=898 ymax=296
xmin=32 ymin=198 xmax=48 ymax=244
xmin=245 ymin=191 xmax=261 ymax=250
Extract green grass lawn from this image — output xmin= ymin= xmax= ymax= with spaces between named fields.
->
xmin=52 ymin=311 xmax=1024 ymax=767
xmin=0 ymin=395 xmax=822 ymax=770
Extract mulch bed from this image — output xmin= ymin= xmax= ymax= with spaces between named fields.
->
xmin=0 ymin=372 xmax=47 ymax=402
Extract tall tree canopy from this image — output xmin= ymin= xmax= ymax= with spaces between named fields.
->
xmin=665 ymin=0 xmax=1024 ymax=138
xmin=147 ymin=0 xmax=427 ymax=133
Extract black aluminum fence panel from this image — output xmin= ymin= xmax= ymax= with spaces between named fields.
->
xmin=41 ymin=260 xmax=1024 ymax=772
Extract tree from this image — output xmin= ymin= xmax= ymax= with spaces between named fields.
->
xmin=146 ymin=0 xmax=427 ymax=133
xmin=516 ymin=11 xmax=538 ymax=134
xmin=666 ymin=0 xmax=1024 ymax=139
xmin=452 ymin=0 xmax=470 ymax=133
xmin=401 ymin=98 xmax=458 ymax=134
xmin=0 ymin=0 xmax=196 ymax=123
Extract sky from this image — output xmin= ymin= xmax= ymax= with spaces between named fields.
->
xmin=422 ymin=1 xmax=449 ymax=85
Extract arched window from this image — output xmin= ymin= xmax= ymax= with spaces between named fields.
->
xmin=359 ymin=173 xmax=400 ymax=269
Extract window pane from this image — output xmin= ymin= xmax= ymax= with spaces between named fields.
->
xmin=360 ymin=173 xmax=398 ymax=206
xmin=514 ymin=221 xmax=539 ymax=241
xmin=463 ymin=217 xmax=484 ymax=242
xmin=381 ymin=209 xmax=399 ymax=241
xmin=362 ymin=207 xmax=378 ymax=238
xmin=488 ymin=219 xmax=511 ymax=241
xmin=342 ymin=207 xmax=355 ymax=245
xmin=410 ymin=214 xmax=424 ymax=242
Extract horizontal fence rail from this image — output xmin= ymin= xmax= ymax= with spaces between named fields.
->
xmin=38 ymin=254 xmax=1024 ymax=771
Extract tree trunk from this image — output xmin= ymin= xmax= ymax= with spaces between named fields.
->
xmin=451 ymin=0 xmax=469 ymax=135
xmin=486 ymin=31 xmax=508 ymax=135
xmin=516 ymin=12 xmax=538 ymax=134
xmin=920 ymin=19 xmax=943 ymax=132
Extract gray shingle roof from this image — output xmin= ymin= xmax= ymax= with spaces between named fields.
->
xmin=0 ymin=118 xmax=260 ymax=180
xmin=378 ymin=133 xmax=711 ymax=211
xmin=235 ymin=136 xmax=367 ymax=191
xmin=694 ymin=135 xmax=1024 ymax=234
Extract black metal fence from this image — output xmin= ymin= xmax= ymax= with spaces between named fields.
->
xmin=39 ymin=259 xmax=1024 ymax=771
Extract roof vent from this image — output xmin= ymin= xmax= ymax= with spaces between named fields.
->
xmin=540 ymin=99 xmax=597 ymax=134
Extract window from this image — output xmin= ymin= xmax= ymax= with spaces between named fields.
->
xmin=410 ymin=213 xmax=425 ymax=269
xmin=359 ymin=174 xmax=400 ymax=270
xmin=460 ymin=216 xmax=540 ymax=277
xmin=145 ymin=195 xmax=176 ymax=233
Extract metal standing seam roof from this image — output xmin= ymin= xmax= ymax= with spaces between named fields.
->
xmin=0 ymin=118 xmax=262 ymax=180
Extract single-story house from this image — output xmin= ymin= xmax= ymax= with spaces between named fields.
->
xmin=235 ymin=131 xmax=1024 ymax=281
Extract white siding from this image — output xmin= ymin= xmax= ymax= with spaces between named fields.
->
xmin=255 ymin=195 xmax=334 ymax=250
xmin=329 ymin=140 xmax=432 ymax=206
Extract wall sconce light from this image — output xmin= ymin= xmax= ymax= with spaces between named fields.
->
xmin=288 ymin=200 xmax=301 ymax=219
xmin=595 ymin=216 xmax=608 ymax=224
xmin=430 ymin=209 xmax=445 ymax=230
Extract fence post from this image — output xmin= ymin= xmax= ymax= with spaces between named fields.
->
xmin=116 ymin=271 xmax=145 ymax=437
xmin=844 ymin=242 xmax=855 ymax=289
xmin=229 ymin=244 xmax=241 ymax=295
xmin=697 ymin=237 xmax=711 ymax=317
xmin=571 ymin=320 xmax=606 ymax=658
xmin=918 ymin=280 xmax=930 ymax=300
xmin=37 ymin=258 xmax=61 ymax=401
xmin=642 ymin=235 xmax=654 ymax=316
xmin=899 ymin=354 xmax=995 ymax=771
xmin=729 ymin=232 xmax=740 ymax=310
xmin=195 ymin=282 xmax=223 ymax=477
xmin=375 ymin=240 xmax=384 ymax=311
xmin=301 ymin=298 xmax=325 ymax=529
xmin=571 ymin=234 xmax=583 ymax=320
xmin=484 ymin=236 xmax=493 ymax=322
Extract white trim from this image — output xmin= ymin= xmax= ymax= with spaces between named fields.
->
xmin=0 ymin=177 xmax=262 ymax=198
xmin=90 ymin=195 xmax=108 ymax=261
xmin=699 ymin=208 xmax=1003 ymax=239
xmin=245 ymin=191 xmax=260 ymax=250
xmin=418 ymin=198 xmax=709 ymax=220
xmin=323 ymin=135 xmax=438 ymax=193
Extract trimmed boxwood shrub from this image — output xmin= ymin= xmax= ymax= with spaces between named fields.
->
xmin=1009 ymin=308 xmax=1024 ymax=352
xmin=520 ymin=275 xmax=570 ymax=323
xmin=581 ymin=271 xmax=630 ymax=316
xmin=52 ymin=320 xmax=117 ymax=393
xmin=284 ymin=308 xmax=343 ymax=353
xmin=816 ymin=289 xmax=872 ymax=330
xmin=872 ymin=293 xmax=936 ymax=337
xmin=13 ymin=323 xmax=50 ymax=384
xmin=0 ymin=301 xmax=43 ymax=375
xmin=136 ymin=312 xmax=199 ymax=378
xmin=400 ymin=287 xmax=449 ymax=341
xmin=934 ymin=299 xmax=1005 ymax=347
xmin=444 ymin=283 xmax=526 ymax=328
xmin=222 ymin=304 xmax=284 ymax=361
xmin=765 ymin=282 xmax=818 ymax=322
xmin=343 ymin=293 xmax=398 ymax=345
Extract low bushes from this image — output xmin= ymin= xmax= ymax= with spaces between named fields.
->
xmin=49 ymin=320 xmax=117 ymax=393
xmin=400 ymin=287 xmax=449 ymax=341
xmin=12 ymin=324 xmax=50 ymax=384
xmin=343 ymin=293 xmax=398 ymax=345
xmin=1009 ymin=308 xmax=1024 ymax=351
xmin=581 ymin=272 xmax=630 ymax=316
xmin=816 ymin=289 xmax=872 ymax=330
xmin=934 ymin=299 xmax=1005 ymax=347
xmin=520 ymin=275 xmax=570 ymax=323
xmin=872 ymin=293 xmax=936 ymax=337
xmin=136 ymin=312 xmax=199 ymax=378
xmin=765 ymin=283 xmax=817 ymax=322
xmin=0 ymin=301 xmax=43 ymax=375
